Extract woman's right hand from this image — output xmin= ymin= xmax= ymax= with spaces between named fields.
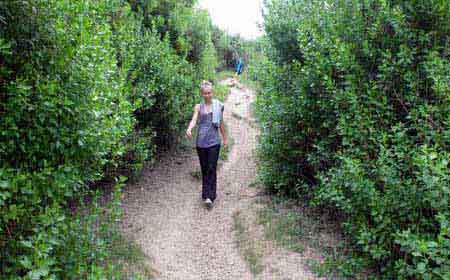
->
xmin=186 ymin=104 xmax=199 ymax=140
xmin=186 ymin=128 xmax=193 ymax=139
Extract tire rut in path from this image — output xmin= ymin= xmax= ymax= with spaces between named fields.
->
xmin=121 ymin=79 xmax=258 ymax=280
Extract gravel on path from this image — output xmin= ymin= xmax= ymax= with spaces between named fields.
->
xmin=120 ymin=79 xmax=321 ymax=280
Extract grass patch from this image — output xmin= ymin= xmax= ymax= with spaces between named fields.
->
xmin=190 ymin=169 xmax=201 ymax=180
xmin=232 ymin=210 xmax=264 ymax=275
xmin=249 ymin=101 xmax=257 ymax=118
xmin=75 ymin=183 xmax=157 ymax=280
xmin=248 ymin=180 xmax=259 ymax=188
xmin=106 ymin=231 xmax=157 ymax=279
xmin=215 ymin=70 xmax=236 ymax=82
xmin=306 ymin=253 xmax=371 ymax=280
xmin=257 ymin=201 xmax=305 ymax=253
xmin=237 ymin=72 xmax=260 ymax=92
xmin=256 ymin=195 xmax=372 ymax=279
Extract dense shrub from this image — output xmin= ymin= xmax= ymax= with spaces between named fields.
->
xmin=0 ymin=0 xmax=220 ymax=277
xmin=129 ymin=0 xmax=218 ymax=81
xmin=126 ymin=1 xmax=218 ymax=146
xmin=0 ymin=1 xmax=134 ymax=276
xmin=211 ymin=27 xmax=263 ymax=73
xmin=130 ymin=31 xmax=197 ymax=147
xmin=256 ymin=0 xmax=450 ymax=278
xmin=212 ymin=29 xmax=244 ymax=71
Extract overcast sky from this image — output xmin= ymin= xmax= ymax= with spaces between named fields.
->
xmin=197 ymin=0 xmax=264 ymax=39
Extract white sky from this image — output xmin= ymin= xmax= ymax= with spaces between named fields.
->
xmin=198 ymin=0 xmax=264 ymax=39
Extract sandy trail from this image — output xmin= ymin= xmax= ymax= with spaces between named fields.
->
xmin=120 ymin=79 xmax=319 ymax=280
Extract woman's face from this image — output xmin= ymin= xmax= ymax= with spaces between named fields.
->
xmin=201 ymin=85 xmax=213 ymax=100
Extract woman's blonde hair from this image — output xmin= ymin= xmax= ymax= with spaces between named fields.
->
xmin=200 ymin=80 xmax=212 ymax=92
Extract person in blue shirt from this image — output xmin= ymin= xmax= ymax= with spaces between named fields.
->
xmin=235 ymin=58 xmax=244 ymax=76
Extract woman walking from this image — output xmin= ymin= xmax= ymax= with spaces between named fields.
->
xmin=186 ymin=81 xmax=228 ymax=208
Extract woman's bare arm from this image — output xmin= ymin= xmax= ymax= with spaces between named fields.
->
xmin=219 ymin=120 xmax=228 ymax=147
xmin=186 ymin=104 xmax=200 ymax=139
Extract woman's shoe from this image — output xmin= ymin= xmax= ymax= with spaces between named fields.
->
xmin=204 ymin=198 xmax=213 ymax=208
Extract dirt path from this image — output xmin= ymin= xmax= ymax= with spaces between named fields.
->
xmin=120 ymin=79 xmax=319 ymax=280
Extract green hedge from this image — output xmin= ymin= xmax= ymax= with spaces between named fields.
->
xmin=0 ymin=0 xmax=219 ymax=277
xmin=0 ymin=1 xmax=133 ymax=277
xmin=256 ymin=0 xmax=450 ymax=278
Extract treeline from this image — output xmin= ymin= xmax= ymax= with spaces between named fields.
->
xmin=253 ymin=0 xmax=449 ymax=278
xmin=213 ymin=29 xmax=263 ymax=72
xmin=0 ymin=0 xmax=236 ymax=278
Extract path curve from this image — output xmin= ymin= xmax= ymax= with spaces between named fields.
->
xmin=121 ymin=79 xmax=258 ymax=280
xmin=120 ymin=79 xmax=321 ymax=280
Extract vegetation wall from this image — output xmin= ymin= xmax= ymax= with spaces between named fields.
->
xmin=254 ymin=0 xmax=450 ymax=278
xmin=0 ymin=0 xmax=221 ymax=277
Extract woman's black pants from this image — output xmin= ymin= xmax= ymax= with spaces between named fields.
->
xmin=196 ymin=144 xmax=220 ymax=202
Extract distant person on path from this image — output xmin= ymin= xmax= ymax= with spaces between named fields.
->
xmin=186 ymin=81 xmax=228 ymax=208
xmin=235 ymin=58 xmax=244 ymax=76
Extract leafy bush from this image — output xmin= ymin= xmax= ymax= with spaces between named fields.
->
xmin=130 ymin=31 xmax=197 ymax=148
xmin=256 ymin=0 xmax=450 ymax=278
xmin=0 ymin=0 xmax=134 ymax=277
xmin=0 ymin=0 xmax=220 ymax=277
